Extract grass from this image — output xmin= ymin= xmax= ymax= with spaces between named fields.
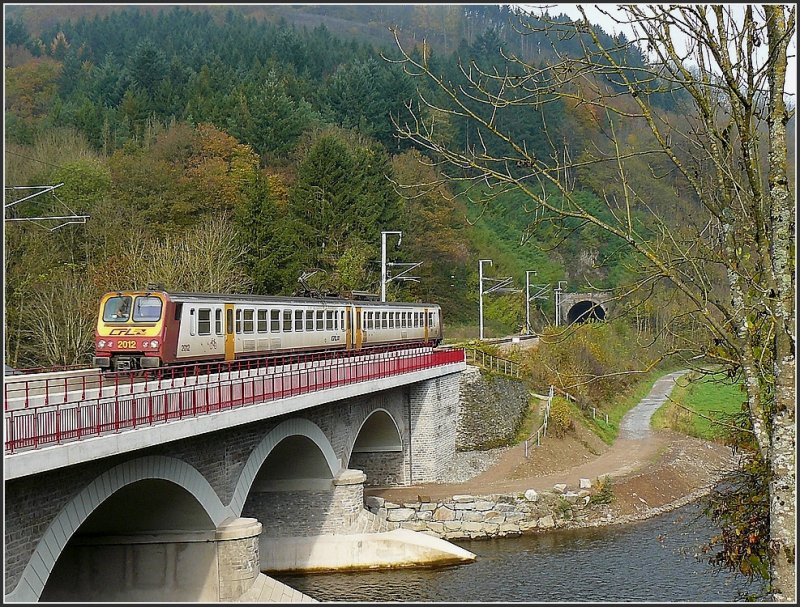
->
xmin=651 ymin=371 xmax=747 ymax=442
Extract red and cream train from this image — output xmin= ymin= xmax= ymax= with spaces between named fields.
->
xmin=93 ymin=289 xmax=443 ymax=371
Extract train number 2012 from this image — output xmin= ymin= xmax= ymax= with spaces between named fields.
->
xmin=117 ymin=340 xmax=137 ymax=349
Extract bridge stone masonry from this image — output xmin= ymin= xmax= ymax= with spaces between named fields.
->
xmin=4 ymin=349 xmax=481 ymax=602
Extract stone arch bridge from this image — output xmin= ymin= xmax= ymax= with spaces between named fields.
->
xmin=4 ymin=354 xmax=466 ymax=602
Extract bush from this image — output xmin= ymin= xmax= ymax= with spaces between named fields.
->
xmin=589 ymin=476 xmax=614 ymax=505
xmin=548 ymin=396 xmax=575 ymax=437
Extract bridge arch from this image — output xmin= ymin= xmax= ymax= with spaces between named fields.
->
xmin=229 ymin=418 xmax=340 ymax=515
xmin=8 ymin=456 xmax=229 ymax=602
xmin=348 ymin=408 xmax=405 ymax=486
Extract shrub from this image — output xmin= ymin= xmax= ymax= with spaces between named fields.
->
xmin=556 ymin=497 xmax=573 ymax=519
xmin=548 ymin=396 xmax=575 ymax=437
xmin=589 ymin=476 xmax=614 ymax=505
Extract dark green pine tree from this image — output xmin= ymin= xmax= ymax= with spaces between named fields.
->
xmin=127 ymin=40 xmax=168 ymax=101
xmin=229 ymin=70 xmax=318 ymax=162
xmin=235 ymin=174 xmax=307 ymax=295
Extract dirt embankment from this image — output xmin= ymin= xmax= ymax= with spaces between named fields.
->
xmin=367 ymin=371 xmax=738 ymax=525
xmin=369 ymin=421 xmax=736 ymax=525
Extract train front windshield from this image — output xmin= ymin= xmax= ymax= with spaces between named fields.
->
xmin=102 ymin=295 xmax=162 ymax=323
xmin=103 ymin=296 xmax=132 ymax=322
xmin=132 ymin=296 xmax=163 ymax=322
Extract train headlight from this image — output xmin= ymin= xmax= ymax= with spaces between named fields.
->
xmin=98 ymin=339 xmax=106 ymax=348
xmin=149 ymin=340 xmax=159 ymax=348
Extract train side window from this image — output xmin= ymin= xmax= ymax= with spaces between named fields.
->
xmin=428 ymin=312 xmax=434 ymax=327
xmin=235 ymin=309 xmax=242 ymax=333
xmin=243 ymin=309 xmax=254 ymax=333
xmin=305 ymin=310 xmax=314 ymax=331
xmin=316 ymin=310 xmax=324 ymax=331
xmin=325 ymin=310 xmax=334 ymax=330
xmin=270 ymin=309 xmax=280 ymax=333
xmin=365 ymin=312 xmax=371 ymax=329
xmin=226 ymin=309 xmax=233 ymax=334
xmin=189 ymin=308 xmax=196 ymax=336
xmin=283 ymin=310 xmax=292 ymax=332
xmin=413 ymin=312 xmax=418 ymax=328
xmin=215 ymin=309 xmax=222 ymax=335
xmin=294 ymin=309 xmax=303 ymax=332
xmin=257 ymin=309 xmax=268 ymax=333
xmin=175 ymin=303 xmax=183 ymax=321
xmin=198 ymin=308 xmax=211 ymax=335
xmin=341 ymin=311 xmax=345 ymax=330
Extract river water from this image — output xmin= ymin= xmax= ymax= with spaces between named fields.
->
xmin=273 ymin=503 xmax=767 ymax=602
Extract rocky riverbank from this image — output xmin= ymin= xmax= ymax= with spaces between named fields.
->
xmin=365 ymin=404 xmax=740 ymax=540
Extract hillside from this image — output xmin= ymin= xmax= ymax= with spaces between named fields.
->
xmin=3 ymin=4 xmax=719 ymax=365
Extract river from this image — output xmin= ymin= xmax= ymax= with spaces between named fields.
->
xmin=272 ymin=503 xmax=767 ymax=602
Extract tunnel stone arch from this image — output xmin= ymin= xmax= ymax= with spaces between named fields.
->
xmin=9 ymin=456 xmax=229 ymax=603
xmin=348 ymin=408 xmax=405 ymax=487
xmin=559 ymin=292 xmax=612 ymax=326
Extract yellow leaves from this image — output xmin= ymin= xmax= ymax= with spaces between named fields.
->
xmin=50 ymin=31 xmax=70 ymax=56
xmin=185 ymin=123 xmax=259 ymax=210
xmin=5 ymin=57 xmax=62 ymax=120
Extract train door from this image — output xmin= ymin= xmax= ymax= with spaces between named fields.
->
xmin=345 ymin=306 xmax=352 ymax=350
xmin=354 ymin=307 xmax=363 ymax=350
xmin=224 ymin=303 xmax=235 ymax=361
xmin=423 ymin=307 xmax=429 ymax=343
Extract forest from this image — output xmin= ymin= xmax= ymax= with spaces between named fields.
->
xmin=6 ymin=4 xmax=701 ymax=367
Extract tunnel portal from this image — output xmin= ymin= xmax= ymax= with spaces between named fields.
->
xmin=566 ymin=300 xmax=607 ymax=324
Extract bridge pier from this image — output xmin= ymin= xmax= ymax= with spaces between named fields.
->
xmin=408 ymin=374 xmax=460 ymax=483
xmin=39 ymin=517 xmax=262 ymax=602
xmin=258 ymin=468 xmax=474 ymax=573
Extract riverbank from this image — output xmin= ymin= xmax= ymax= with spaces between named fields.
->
xmin=363 ymin=430 xmax=737 ymax=540
xmin=365 ymin=370 xmax=740 ymax=538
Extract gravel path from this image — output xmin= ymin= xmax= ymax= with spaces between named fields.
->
xmin=618 ymin=370 xmax=687 ymax=439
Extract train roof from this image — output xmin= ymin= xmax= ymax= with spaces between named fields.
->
xmin=109 ymin=290 xmax=440 ymax=309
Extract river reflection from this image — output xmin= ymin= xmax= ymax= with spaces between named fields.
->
xmin=272 ymin=503 xmax=767 ymax=602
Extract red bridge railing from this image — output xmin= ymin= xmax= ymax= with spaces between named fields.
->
xmin=4 ymin=348 xmax=464 ymax=454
